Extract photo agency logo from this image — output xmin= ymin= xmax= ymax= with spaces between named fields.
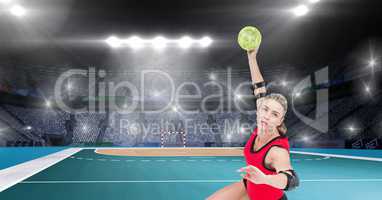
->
xmin=54 ymin=66 xmax=329 ymax=136
xmin=53 ymin=67 xmax=257 ymax=138
xmin=291 ymin=67 xmax=329 ymax=133
xmin=112 ymin=116 xmax=256 ymax=139
xmin=54 ymin=67 xmax=257 ymax=115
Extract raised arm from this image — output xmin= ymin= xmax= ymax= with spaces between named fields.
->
xmin=247 ymin=49 xmax=267 ymax=107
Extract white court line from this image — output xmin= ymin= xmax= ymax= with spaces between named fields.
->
xmin=301 ymin=179 xmax=382 ymax=182
xmin=90 ymin=148 xmax=382 ymax=162
xmin=21 ymin=180 xmax=239 ymax=184
xmin=20 ymin=179 xmax=382 ymax=184
xmin=190 ymin=157 xmax=216 ymax=159
xmin=92 ymin=147 xmax=244 ymax=150
xmin=0 ymin=148 xmax=82 ymax=192
xmin=73 ymin=157 xmax=244 ymax=163
xmin=93 ymin=147 xmax=244 ymax=156
xmin=290 ymin=151 xmax=382 ymax=162
xmin=92 ymin=148 xmax=382 ymax=161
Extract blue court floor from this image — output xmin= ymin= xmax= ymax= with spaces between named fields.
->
xmin=1 ymin=148 xmax=382 ymax=200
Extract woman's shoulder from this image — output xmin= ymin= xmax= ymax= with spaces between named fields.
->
xmin=262 ymin=133 xmax=289 ymax=151
xmin=271 ymin=136 xmax=290 ymax=150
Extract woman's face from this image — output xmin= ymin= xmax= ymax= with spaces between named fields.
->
xmin=257 ymin=99 xmax=285 ymax=135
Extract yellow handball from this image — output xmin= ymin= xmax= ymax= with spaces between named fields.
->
xmin=237 ymin=26 xmax=262 ymax=51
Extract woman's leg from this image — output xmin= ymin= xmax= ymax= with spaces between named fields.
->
xmin=207 ymin=181 xmax=248 ymax=200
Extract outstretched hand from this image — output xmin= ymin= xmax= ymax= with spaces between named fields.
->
xmin=238 ymin=165 xmax=268 ymax=185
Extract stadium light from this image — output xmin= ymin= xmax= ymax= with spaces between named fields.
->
xmin=302 ymin=136 xmax=310 ymax=142
xmin=45 ymin=100 xmax=51 ymax=108
xmin=105 ymin=36 xmax=122 ymax=48
xmin=292 ymin=5 xmax=309 ymax=17
xmin=152 ymin=36 xmax=167 ymax=50
xmin=235 ymin=94 xmax=243 ymax=100
xmin=368 ymin=59 xmax=376 ymax=67
xmin=198 ymin=36 xmax=213 ymax=48
xmin=0 ymin=0 xmax=12 ymax=4
xmin=209 ymin=73 xmax=217 ymax=81
xmin=66 ymin=83 xmax=72 ymax=90
xmin=309 ymin=0 xmax=320 ymax=4
xmin=178 ymin=36 xmax=193 ymax=49
xmin=226 ymin=134 xmax=232 ymax=140
xmin=348 ymin=126 xmax=355 ymax=132
xmin=104 ymin=35 xmax=213 ymax=49
xmin=9 ymin=5 xmax=26 ymax=16
xmin=346 ymin=124 xmax=360 ymax=133
xmin=10 ymin=5 xmax=26 ymax=17
xmin=365 ymin=85 xmax=371 ymax=93
xmin=281 ymin=80 xmax=288 ymax=87
xmin=25 ymin=126 xmax=32 ymax=130
xmin=126 ymin=36 xmax=145 ymax=49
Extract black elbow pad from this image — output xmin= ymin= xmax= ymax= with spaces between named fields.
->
xmin=279 ymin=170 xmax=300 ymax=191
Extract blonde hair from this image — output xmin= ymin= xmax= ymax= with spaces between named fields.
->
xmin=258 ymin=93 xmax=288 ymax=135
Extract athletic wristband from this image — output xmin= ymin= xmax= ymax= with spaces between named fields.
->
xmin=251 ymin=81 xmax=266 ymax=90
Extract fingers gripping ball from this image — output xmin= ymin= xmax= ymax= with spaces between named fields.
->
xmin=237 ymin=26 xmax=262 ymax=51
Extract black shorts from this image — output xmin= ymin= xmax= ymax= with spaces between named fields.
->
xmin=242 ymin=179 xmax=288 ymax=200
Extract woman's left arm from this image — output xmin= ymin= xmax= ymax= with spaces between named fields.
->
xmin=264 ymin=147 xmax=295 ymax=190
xmin=240 ymin=147 xmax=299 ymax=190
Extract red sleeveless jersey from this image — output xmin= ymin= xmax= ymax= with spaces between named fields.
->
xmin=243 ymin=127 xmax=290 ymax=200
